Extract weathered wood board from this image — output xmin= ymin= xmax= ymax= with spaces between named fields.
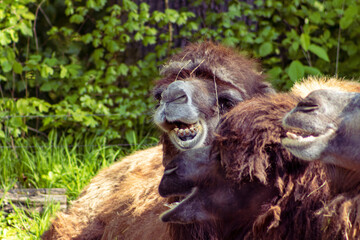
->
xmin=0 ymin=188 xmax=67 ymax=213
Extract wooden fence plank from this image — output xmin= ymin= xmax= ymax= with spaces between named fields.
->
xmin=0 ymin=188 xmax=67 ymax=212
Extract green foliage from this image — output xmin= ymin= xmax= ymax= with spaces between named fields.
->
xmin=0 ymin=132 xmax=158 ymax=198
xmin=181 ymin=0 xmax=360 ymax=90
xmin=0 ymin=133 xmax=157 ymax=238
xmin=0 ymin=202 xmax=60 ymax=239
xmin=0 ymin=0 xmax=193 ymax=142
xmin=1 ymin=0 xmax=360 ymax=141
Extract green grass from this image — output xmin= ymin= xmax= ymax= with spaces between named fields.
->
xmin=0 ymin=202 xmax=61 ymax=239
xmin=0 ymin=132 xmax=158 ymax=239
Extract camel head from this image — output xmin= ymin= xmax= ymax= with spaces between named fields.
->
xmin=152 ymin=42 xmax=274 ymax=165
xmin=282 ymin=89 xmax=360 ymax=171
xmin=158 ymin=146 xmax=272 ymax=227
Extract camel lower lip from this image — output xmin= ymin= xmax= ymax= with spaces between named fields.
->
xmin=281 ymin=128 xmax=336 ymax=161
xmin=161 ymin=187 xmax=198 ymax=222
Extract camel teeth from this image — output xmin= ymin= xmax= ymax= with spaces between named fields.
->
xmin=189 ymin=128 xmax=196 ymax=136
xmin=286 ymin=132 xmax=298 ymax=140
xmin=164 ymin=202 xmax=180 ymax=209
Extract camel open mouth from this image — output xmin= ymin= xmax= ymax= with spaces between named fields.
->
xmin=160 ymin=187 xmax=198 ymax=223
xmin=168 ymin=120 xmax=207 ymax=150
xmin=281 ymin=127 xmax=336 ymax=161
xmin=282 ymin=128 xmax=336 ymax=148
xmin=284 ymin=129 xmax=319 ymax=144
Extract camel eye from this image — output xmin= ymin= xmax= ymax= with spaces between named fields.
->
xmin=154 ymin=92 xmax=162 ymax=101
xmin=153 ymin=91 xmax=163 ymax=109
xmin=297 ymin=101 xmax=319 ymax=112
xmin=217 ymin=91 xmax=243 ymax=114
xmin=218 ymin=97 xmax=235 ymax=113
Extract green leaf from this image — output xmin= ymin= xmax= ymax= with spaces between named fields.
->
xmin=288 ymin=60 xmax=304 ymax=82
xmin=19 ymin=22 xmax=33 ymax=36
xmin=123 ymin=0 xmax=138 ymax=11
xmin=84 ymin=116 xmax=98 ymax=127
xmin=21 ymin=11 xmax=35 ymax=20
xmin=60 ymin=65 xmax=68 ymax=78
xmin=0 ymin=130 xmax=5 ymax=139
xmin=13 ymin=61 xmax=23 ymax=74
xmin=153 ymin=11 xmax=164 ymax=22
xmin=300 ymin=33 xmax=310 ymax=51
xmin=81 ymin=33 xmax=93 ymax=44
xmin=143 ymin=36 xmax=156 ymax=46
xmin=40 ymin=82 xmax=59 ymax=92
xmin=165 ymin=9 xmax=179 ymax=23
xmin=5 ymin=48 xmax=16 ymax=63
xmin=10 ymin=117 xmax=24 ymax=128
xmin=259 ymin=42 xmax=273 ymax=57
xmin=145 ymin=28 xmax=157 ymax=36
xmin=308 ymin=44 xmax=330 ymax=62
xmin=309 ymin=12 xmax=321 ymax=24
xmin=188 ymin=22 xmax=199 ymax=31
xmin=105 ymin=40 xmax=119 ymax=53
xmin=37 ymin=102 xmax=50 ymax=112
xmin=40 ymin=64 xmax=54 ymax=78
xmin=134 ymin=32 xmax=143 ymax=41
xmin=125 ymin=130 xmax=137 ymax=145
xmin=140 ymin=2 xmax=150 ymax=12
xmin=1 ymin=60 xmax=12 ymax=73
xmin=118 ymin=64 xmax=129 ymax=76
xmin=332 ymin=0 xmax=343 ymax=8
xmin=0 ymin=75 xmax=7 ymax=82
xmin=314 ymin=2 xmax=324 ymax=12
xmin=304 ymin=66 xmax=322 ymax=76
xmin=0 ymin=31 xmax=11 ymax=45
xmin=267 ymin=66 xmax=282 ymax=79
xmin=340 ymin=6 xmax=358 ymax=29
xmin=86 ymin=0 xmax=96 ymax=9
xmin=70 ymin=14 xmax=84 ymax=24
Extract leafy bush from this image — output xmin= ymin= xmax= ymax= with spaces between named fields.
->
xmin=188 ymin=0 xmax=360 ymax=89
xmin=1 ymin=0 xmax=360 ymax=143
xmin=0 ymin=0 xmax=195 ymax=142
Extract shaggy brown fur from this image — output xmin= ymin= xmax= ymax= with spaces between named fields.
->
xmin=42 ymin=42 xmax=272 ymax=240
xmin=246 ymin=82 xmax=360 ymax=239
xmin=215 ymin=93 xmax=330 ymax=239
xmin=42 ymin=145 xmax=167 ymax=240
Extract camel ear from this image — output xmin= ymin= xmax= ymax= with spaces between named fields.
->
xmin=160 ymin=188 xmax=212 ymax=224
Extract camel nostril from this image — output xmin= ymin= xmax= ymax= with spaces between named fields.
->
xmin=164 ymin=166 xmax=178 ymax=175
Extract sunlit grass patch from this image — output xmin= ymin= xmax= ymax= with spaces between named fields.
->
xmin=0 ymin=132 xmax=158 ymax=238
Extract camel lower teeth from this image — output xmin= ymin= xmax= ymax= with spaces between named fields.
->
xmin=164 ymin=202 xmax=180 ymax=209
